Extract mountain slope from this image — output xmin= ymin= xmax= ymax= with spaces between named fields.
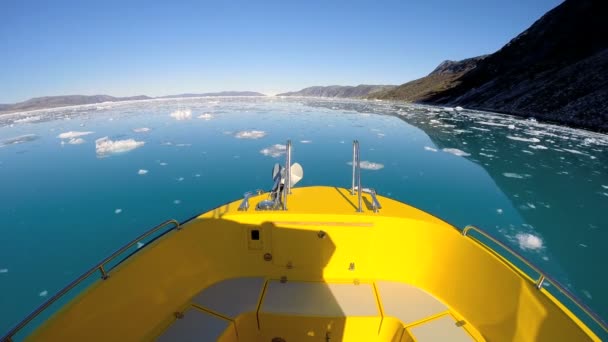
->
xmin=278 ymin=85 xmax=395 ymax=98
xmin=371 ymin=56 xmax=486 ymax=101
xmin=422 ymin=0 xmax=608 ymax=131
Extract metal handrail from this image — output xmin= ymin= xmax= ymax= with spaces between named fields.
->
xmin=462 ymin=225 xmax=607 ymax=333
xmin=351 ymin=140 xmax=362 ymax=212
xmin=1 ymin=219 xmax=180 ymax=342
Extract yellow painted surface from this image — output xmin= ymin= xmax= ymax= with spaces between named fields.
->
xmin=25 ymin=186 xmax=600 ymax=341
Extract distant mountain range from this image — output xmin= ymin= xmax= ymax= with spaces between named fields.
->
xmin=277 ymin=85 xmax=395 ymax=98
xmin=0 ymin=91 xmax=265 ymax=114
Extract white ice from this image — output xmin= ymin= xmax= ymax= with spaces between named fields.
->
xmin=442 ymin=148 xmax=470 ymax=157
xmin=424 ymin=146 xmax=438 ymax=152
xmin=515 ymin=233 xmax=544 ymax=251
xmin=507 ymin=135 xmax=540 ymax=143
xmin=235 ymin=130 xmax=267 ymax=139
xmin=300 ymin=140 xmax=312 ymax=144
xmin=528 ymin=145 xmax=547 ymax=150
xmin=170 ymin=109 xmax=192 ymax=120
xmin=68 ymin=138 xmax=85 ymax=145
xmin=95 ymin=137 xmax=144 ymax=156
xmin=503 ymin=173 xmax=531 ymax=179
xmin=260 ymin=144 xmax=287 ymax=158
xmin=0 ymin=268 xmax=7 ymax=273
xmin=115 ymin=209 xmax=122 ymax=214
xmin=137 ymin=242 xmax=144 ymax=249
xmin=57 ymin=131 xmax=93 ymax=139
xmin=39 ymin=290 xmax=48 ymax=297
xmin=347 ymin=161 xmax=384 ymax=170
xmin=133 ymin=127 xmax=151 ymax=133
xmin=138 ymin=169 xmax=148 ymax=175
xmin=197 ymin=113 xmax=214 ymax=120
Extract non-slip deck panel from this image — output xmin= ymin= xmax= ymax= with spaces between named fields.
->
xmin=192 ymin=277 xmax=265 ymax=318
xmin=156 ymin=307 xmax=231 ymax=342
xmin=408 ymin=314 xmax=474 ymax=341
xmin=376 ymin=281 xmax=448 ymax=324
xmin=260 ymin=280 xmax=379 ymax=317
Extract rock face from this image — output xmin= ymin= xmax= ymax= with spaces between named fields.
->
xmin=425 ymin=0 xmax=608 ymax=131
xmin=0 ymin=95 xmax=151 ymax=113
xmin=371 ymin=56 xmax=487 ymax=102
xmin=278 ymin=85 xmax=395 ymax=98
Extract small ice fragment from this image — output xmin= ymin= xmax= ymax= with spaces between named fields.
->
xmin=68 ymin=138 xmax=85 ymax=145
xmin=138 ymin=169 xmax=148 ymax=175
xmin=197 ymin=113 xmax=214 ymax=120
xmin=133 ymin=127 xmax=150 ymax=133
xmin=260 ymin=144 xmax=287 ymax=158
xmin=455 ymin=106 xmax=464 ymax=111
xmin=170 ymin=109 xmax=192 ymax=120
xmin=346 ymin=161 xmax=384 ymax=170
xmin=159 ymin=162 xmax=168 ymax=166
xmin=57 ymin=131 xmax=93 ymax=139
xmin=503 ymin=173 xmax=531 ymax=179
xmin=424 ymin=146 xmax=438 ymax=152
xmin=194 ymin=174 xmax=201 ymax=177
xmin=508 ymin=124 xmax=515 ymax=129
xmin=515 ymin=233 xmax=544 ymax=251
xmin=496 ymin=209 xmax=503 ymax=214
xmin=173 ymin=200 xmax=181 ymax=204
xmin=602 ymin=185 xmax=608 ymax=189
xmin=234 ymin=130 xmax=266 ymax=139
xmin=95 ymin=137 xmax=144 ymax=156
xmin=300 ymin=140 xmax=312 ymax=144
xmin=527 ymin=203 xmax=536 ymax=209
xmin=582 ymin=290 xmax=592 ymax=299
xmin=39 ymin=290 xmax=48 ymax=297
xmin=578 ymin=243 xmax=588 ymax=248
xmin=507 ymin=136 xmax=540 ymax=143
xmin=442 ymin=148 xmax=470 ymax=157
xmin=177 ymin=177 xmax=184 ymax=181
xmin=0 ymin=268 xmax=7 ymax=273
xmin=542 ymin=256 xmax=549 ymax=261
xmin=529 ymin=145 xmax=548 ymax=150
xmin=136 ymin=242 xmax=144 ymax=249
xmin=115 ymin=209 xmax=122 ymax=214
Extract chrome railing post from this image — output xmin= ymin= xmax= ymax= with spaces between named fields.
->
xmin=355 ymin=141 xmax=362 ymax=212
xmin=351 ymin=141 xmax=357 ymax=195
xmin=283 ymin=140 xmax=291 ymax=210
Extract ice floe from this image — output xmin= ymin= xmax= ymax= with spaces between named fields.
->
xmin=507 ymin=135 xmax=540 ymax=143
xmin=68 ymin=138 xmax=85 ymax=145
xmin=133 ymin=127 xmax=151 ymax=133
xmin=424 ymin=146 xmax=438 ymax=152
xmin=260 ymin=144 xmax=287 ymax=158
xmin=0 ymin=134 xmax=39 ymax=147
xmin=602 ymin=185 xmax=608 ymax=189
xmin=159 ymin=162 xmax=168 ymax=166
xmin=528 ymin=145 xmax=548 ymax=150
xmin=95 ymin=137 xmax=144 ymax=156
xmin=300 ymin=140 xmax=312 ymax=144
xmin=138 ymin=169 xmax=148 ymax=175
xmin=234 ymin=130 xmax=267 ymax=139
xmin=515 ymin=233 xmax=544 ymax=251
xmin=137 ymin=242 xmax=144 ymax=249
xmin=496 ymin=209 xmax=503 ymax=214
xmin=442 ymin=148 xmax=470 ymax=157
xmin=502 ymin=173 xmax=531 ymax=179
xmin=173 ymin=200 xmax=181 ymax=204
xmin=0 ymin=268 xmax=7 ymax=274
xmin=115 ymin=209 xmax=122 ymax=214
xmin=170 ymin=109 xmax=192 ymax=120
xmin=57 ymin=131 xmax=93 ymax=139
xmin=39 ymin=290 xmax=48 ymax=297
xmin=455 ymin=106 xmax=464 ymax=111
xmin=197 ymin=113 xmax=214 ymax=120
xmin=347 ymin=161 xmax=384 ymax=170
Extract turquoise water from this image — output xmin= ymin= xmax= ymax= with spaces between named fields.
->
xmin=0 ymin=97 xmax=606 ymax=336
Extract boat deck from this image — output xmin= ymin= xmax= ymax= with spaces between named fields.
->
xmin=158 ymin=278 xmax=476 ymax=342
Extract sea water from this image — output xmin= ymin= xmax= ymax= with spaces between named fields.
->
xmin=0 ymin=97 xmax=606 ymax=336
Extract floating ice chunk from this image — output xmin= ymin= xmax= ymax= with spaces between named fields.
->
xmin=346 ymin=161 xmax=384 ymax=170
xmin=562 ymin=148 xmax=586 ymax=155
xmin=173 ymin=200 xmax=181 ymax=204
xmin=479 ymin=152 xmax=495 ymax=158
xmin=0 ymin=134 xmax=39 ymax=147
xmin=602 ymin=185 xmax=608 ymax=189
xmin=234 ymin=130 xmax=267 ymax=139
xmin=300 ymin=140 xmax=312 ymax=144
xmin=527 ymin=203 xmax=536 ymax=209
xmin=39 ymin=290 xmax=48 ymax=297
xmin=57 ymin=131 xmax=93 ymax=139
xmin=522 ymin=150 xmax=534 ymax=154
xmin=137 ymin=242 xmax=144 ymax=249
xmin=424 ymin=146 xmax=438 ymax=152
xmin=508 ymin=124 xmax=515 ymax=129
xmin=177 ymin=177 xmax=184 ymax=181
xmin=477 ymin=121 xmax=507 ymax=127
xmin=503 ymin=173 xmax=531 ymax=179
xmin=197 ymin=113 xmax=214 ymax=120
xmin=430 ymin=119 xmax=441 ymax=124
xmin=260 ymin=144 xmax=287 ymax=158
xmin=528 ymin=145 xmax=547 ymax=150
xmin=95 ymin=137 xmax=144 ymax=156
xmin=542 ymin=256 xmax=549 ymax=261
xmin=170 ymin=109 xmax=192 ymax=120
xmin=377 ymin=133 xmax=385 ymax=137
xmin=442 ymin=148 xmax=470 ymax=157
xmin=0 ymin=268 xmax=7 ymax=273
xmin=68 ymin=138 xmax=85 ymax=145
xmin=175 ymin=143 xmax=191 ymax=147
xmin=507 ymin=136 xmax=540 ymax=143
xmin=115 ymin=209 xmax=122 ymax=214
xmin=515 ymin=233 xmax=544 ymax=251
xmin=159 ymin=162 xmax=168 ymax=166
xmin=455 ymin=106 xmax=464 ymax=111
xmin=496 ymin=209 xmax=503 ymax=214
xmin=578 ymin=243 xmax=588 ymax=248
xmin=601 ymin=192 xmax=608 ymax=197
xmin=138 ymin=169 xmax=148 ymax=175
xmin=471 ymin=127 xmax=490 ymax=132
xmin=133 ymin=127 xmax=150 ymax=133
xmin=15 ymin=115 xmax=42 ymax=123
xmin=442 ymin=107 xmax=454 ymax=112
xmin=194 ymin=174 xmax=201 ymax=177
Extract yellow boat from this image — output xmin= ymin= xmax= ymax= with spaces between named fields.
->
xmin=2 ymin=141 xmax=606 ymax=342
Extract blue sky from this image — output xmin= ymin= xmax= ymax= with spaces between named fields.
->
xmin=1 ymin=0 xmax=562 ymax=103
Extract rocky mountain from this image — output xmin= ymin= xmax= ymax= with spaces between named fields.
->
xmin=371 ymin=56 xmax=487 ymax=102
xmin=0 ymin=91 xmax=265 ymax=114
xmin=278 ymin=85 xmax=395 ymax=98
xmin=374 ymin=0 xmax=608 ymax=131
xmin=161 ymin=91 xmax=265 ymax=98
